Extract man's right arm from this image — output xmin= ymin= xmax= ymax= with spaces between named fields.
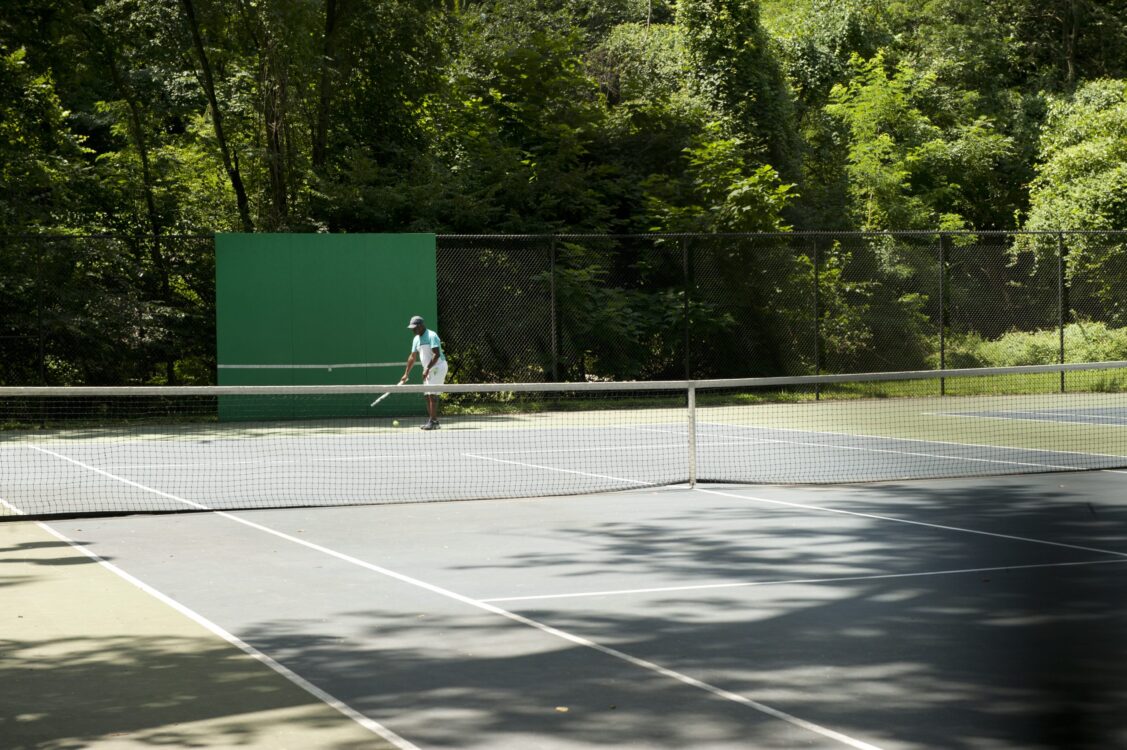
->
xmin=401 ymin=352 xmax=417 ymax=384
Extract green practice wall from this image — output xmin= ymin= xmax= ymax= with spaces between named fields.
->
xmin=216 ymin=233 xmax=437 ymax=418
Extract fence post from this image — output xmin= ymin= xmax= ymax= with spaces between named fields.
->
xmin=1058 ymin=232 xmax=1067 ymax=393
xmin=550 ymin=235 xmax=559 ymax=382
xmin=682 ymin=236 xmax=692 ymax=380
xmin=35 ymin=244 xmax=46 ymax=386
xmin=939 ymin=233 xmax=949 ymax=396
xmin=812 ymin=236 xmax=821 ymax=399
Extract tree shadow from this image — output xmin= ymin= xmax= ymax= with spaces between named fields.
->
xmin=238 ymin=476 xmax=1126 ymax=749
xmin=0 ymin=633 xmax=392 ymax=750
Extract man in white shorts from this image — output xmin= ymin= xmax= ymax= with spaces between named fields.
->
xmin=400 ymin=315 xmax=448 ymax=430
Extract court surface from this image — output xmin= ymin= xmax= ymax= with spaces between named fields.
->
xmin=6 ymin=471 xmax=1126 ymax=750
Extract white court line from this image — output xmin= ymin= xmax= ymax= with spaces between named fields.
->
xmin=634 ymin=425 xmax=1082 ymax=472
xmin=99 ymin=455 xmax=409 ymax=470
xmin=467 ymin=442 xmax=686 ymax=456
xmin=218 ymin=362 xmax=404 ymax=370
xmin=926 ymin=411 xmax=1127 ymax=427
xmin=469 ymin=440 xmax=744 ymax=457
xmin=1006 ymin=410 xmax=1127 ymax=423
xmin=464 ymin=453 xmax=655 ymax=486
xmin=0 ymin=483 xmax=420 ymax=750
xmin=1 ymin=495 xmax=26 ymax=516
xmin=27 ymin=445 xmax=887 ymax=750
xmin=482 ymin=558 xmax=1127 ymax=603
xmin=691 ymin=421 xmax=1127 ymax=462
xmin=695 ymin=487 xmax=1127 ymax=559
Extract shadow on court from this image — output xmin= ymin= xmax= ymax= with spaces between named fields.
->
xmin=0 ymin=521 xmax=397 ymax=750
xmin=0 ymin=633 xmax=386 ymax=750
xmin=227 ymin=566 xmax=1125 ymax=750
xmin=8 ymin=475 xmax=1125 ymax=749
xmin=296 ymin=476 xmax=1126 ymax=749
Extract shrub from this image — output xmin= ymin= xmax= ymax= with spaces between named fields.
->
xmin=936 ymin=322 xmax=1127 ymax=368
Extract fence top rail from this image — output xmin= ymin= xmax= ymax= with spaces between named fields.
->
xmin=3 ymin=230 xmax=1126 ymax=241
xmin=439 ymin=230 xmax=1127 ymax=240
xmin=0 ymin=234 xmax=214 ymax=241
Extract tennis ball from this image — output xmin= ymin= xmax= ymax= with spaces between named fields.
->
xmin=392 ymin=420 xmax=400 ymax=427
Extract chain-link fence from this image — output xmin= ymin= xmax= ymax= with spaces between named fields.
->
xmin=0 ymin=235 xmax=214 ymax=387
xmin=2 ymin=232 xmax=1124 ymax=386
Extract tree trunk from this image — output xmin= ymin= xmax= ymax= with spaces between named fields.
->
xmin=264 ymin=44 xmax=288 ymax=229
xmin=1065 ymin=0 xmax=1080 ymax=85
xmin=312 ymin=0 xmax=343 ymax=171
xmin=179 ymin=0 xmax=255 ymax=232
xmin=84 ymin=8 xmax=178 ymax=382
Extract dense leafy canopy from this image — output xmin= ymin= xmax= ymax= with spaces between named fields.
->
xmin=2 ymin=0 xmax=1123 ymax=236
xmin=1 ymin=0 xmax=1125 ymax=385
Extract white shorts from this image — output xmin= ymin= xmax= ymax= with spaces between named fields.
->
xmin=423 ymin=360 xmax=448 ymax=396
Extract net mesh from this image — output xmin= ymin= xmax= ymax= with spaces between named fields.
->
xmin=3 ymin=362 xmax=1126 ymax=519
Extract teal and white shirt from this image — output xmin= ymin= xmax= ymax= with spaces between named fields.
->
xmin=411 ymin=329 xmax=446 ymax=367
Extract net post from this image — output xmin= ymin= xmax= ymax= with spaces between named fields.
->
xmin=687 ymin=383 xmax=697 ymax=488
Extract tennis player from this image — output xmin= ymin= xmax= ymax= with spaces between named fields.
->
xmin=401 ymin=315 xmax=447 ymax=430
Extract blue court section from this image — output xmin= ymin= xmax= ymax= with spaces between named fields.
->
xmin=938 ymin=406 xmax=1127 ymax=426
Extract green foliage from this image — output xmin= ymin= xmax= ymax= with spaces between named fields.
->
xmin=765 ymin=0 xmax=888 ymax=105
xmin=1021 ymin=80 xmax=1127 ymax=324
xmin=422 ymin=19 xmax=612 ymax=233
xmin=589 ymin=22 xmax=687 ymax=105
xmin=3 ymin=0 xmax=1127 ymax=385
xmin=553 ymin=244 xmax=688 ymax=380
xmin=3 ymin=0 xmax=1124 ymax=236
xmin=942 ymin=322 xmax=1127 ymax=368
xmin=0 ymin=47 xmax=89 ymax=230
xmin=1024 ymin=80 xmax=1127 ymax=232
xmin=644 ymin=123 xmax=797 ymax=232
xmin=826 ymin=51 xmax=1013 ymax=230
xmin=677 ymin=0 xmax=800 ymax=177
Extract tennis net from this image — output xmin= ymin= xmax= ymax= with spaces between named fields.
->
xmin=3 ymin=362 xmax=1126 ymax=519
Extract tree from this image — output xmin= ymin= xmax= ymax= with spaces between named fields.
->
xmin=0 ymin=47 xmax=88 ymax=231
xmin=678 ymin=0 xmax=799 ymax=179
xmin=826 ymin=51 xmax=1013 ymax=231
xmin=644 ymin=123 xmax=795 ymax=233
xmin=1022 ymin=79 xmax=1127 ymax=325
xmin=177 ymin=0 xmax=254 ymax=231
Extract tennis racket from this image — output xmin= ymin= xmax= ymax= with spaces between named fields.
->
xmin=370 ymin=383 xmax=402 ymax=407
